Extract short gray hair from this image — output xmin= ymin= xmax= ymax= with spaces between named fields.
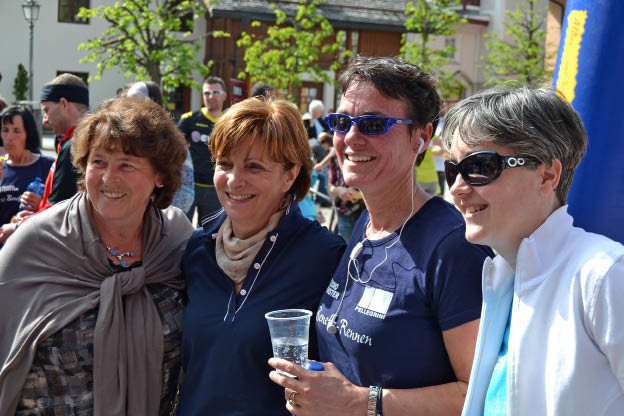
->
xmin=308 ymin=99 xmax=324 ymax=114
xmin=441 ymin=85 xmax=587 ymax=206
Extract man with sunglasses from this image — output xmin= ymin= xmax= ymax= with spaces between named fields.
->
xmin=178 ymin=76 xmax=227 ymax=223
xmin=442 ymin=86 xmax=624 ymax=415
xmin=269 ymin=56 xmax=492 ymax=415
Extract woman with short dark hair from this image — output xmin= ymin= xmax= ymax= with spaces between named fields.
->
xmin=269 ymin=56 xmax=491 ymax=416
xmin=0 ymin=97 xmax=193 ymax=415
xmin=0 ymin=106 xmax=54 ymax=229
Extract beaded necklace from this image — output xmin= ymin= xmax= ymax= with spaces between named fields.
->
xmin=105 ymin=243 xmax=139 ymax=268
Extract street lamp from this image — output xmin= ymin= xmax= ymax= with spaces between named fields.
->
xmin=22 ymin=0 xmax=41 ymax=103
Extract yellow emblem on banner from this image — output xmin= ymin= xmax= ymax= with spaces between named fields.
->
xmin=556 ymin=10 xmax=588 ymax=103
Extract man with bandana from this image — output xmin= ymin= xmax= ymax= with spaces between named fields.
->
xmin=37 ymin=73 xmax=89 ymax=210
xmin=0 ymin=74 xmax=88 ymax=244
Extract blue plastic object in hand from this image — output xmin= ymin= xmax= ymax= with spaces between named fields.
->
xmin=19 ymin=177 xmax=44 ymax=210
xmin=305 ymin=361 xmax=323 ymax=371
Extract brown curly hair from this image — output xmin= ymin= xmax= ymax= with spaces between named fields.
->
xmin=71 ymin=97 xmax=187 ymax=209
xmin=209 ymin=98 xmax=313 ymax=201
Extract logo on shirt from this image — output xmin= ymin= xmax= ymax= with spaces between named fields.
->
xmin=191 ymin=131 xmax=210 ymax=143
xmin=316 ymin=306 xmax=373 ymax=347
xmin=325 ymin=279 xmax=340 ymax=300
xmin=354 ymin=286 xmax=393 ymax=320
xmin=0 ymin=185 xmax=19 ymax=193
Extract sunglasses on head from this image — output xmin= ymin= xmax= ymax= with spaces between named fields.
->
xmin=444 ymin=151 xmax=540 ymax=187
xmin=203 ymin=90 xmax=223 ymax=97
xmin=327 ymin=113 xmax=412 ymax=135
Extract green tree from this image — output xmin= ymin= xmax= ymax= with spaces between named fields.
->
xmin=237 ymin=0 xmax=351 ymax=100
xmin=77 ymin=0 xmax=227 ymax=92
xmin=13 ymin=63 xmax=29 ymax=104
xmin=481 ymin=0 xmax=553 ymax=86
xmin=401 ymin=0 xmax=467 ymax=100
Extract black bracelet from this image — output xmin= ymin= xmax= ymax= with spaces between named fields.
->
xmin=377 ymin=386 xmax=383 ymax=416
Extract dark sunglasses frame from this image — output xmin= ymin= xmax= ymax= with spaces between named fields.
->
xmin=444 ymin=151 xmax=540 ymax=187
xmin=326 ymin=113 xmax=412 ymax=136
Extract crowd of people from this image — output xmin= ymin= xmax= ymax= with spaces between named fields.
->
xmin=0 ymin=55 xmax=622 ymax=416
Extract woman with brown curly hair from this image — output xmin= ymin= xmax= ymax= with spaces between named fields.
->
xmin=0 ymin=97 xmax=193 ymax=415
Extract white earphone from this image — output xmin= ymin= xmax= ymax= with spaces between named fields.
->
xmin=350 ymin=241 xmax=364 ymax=260
xmin=417 ymin=137 xmax=425 ymax=155
xmin=326 ymin=149 xmax=421 ymax=334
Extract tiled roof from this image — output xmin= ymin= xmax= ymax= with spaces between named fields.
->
xmin=212 ymin=0 xmax=410 ymax=31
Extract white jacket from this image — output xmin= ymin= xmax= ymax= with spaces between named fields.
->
xmin=462 ymin=206 xmax=624 ymax=415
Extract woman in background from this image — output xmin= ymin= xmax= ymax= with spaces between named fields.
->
xmin=126 ymin=80 xmax=195 ymax=215
xmin=0 ymin=106 xmax=54 ymax=231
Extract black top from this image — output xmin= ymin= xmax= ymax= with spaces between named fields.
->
xmin=48 ymin=138 xmax=79 ymax=205
xmin=178 ymin=109 xmax=217 ymax=185
xmin=303 ymin=117 xmax=328 ymax=140
xmin=179 ymin=201 xmax=346 ymax=416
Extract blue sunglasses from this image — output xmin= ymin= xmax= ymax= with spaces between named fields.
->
xmin=327 ymin=113 xmax=413 ymax=135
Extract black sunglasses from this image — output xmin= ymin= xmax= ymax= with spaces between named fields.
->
xmin=444 ymin=151 xmax=540 ymax=187
xmin=326 ymin=113 xmax=412 ymax=136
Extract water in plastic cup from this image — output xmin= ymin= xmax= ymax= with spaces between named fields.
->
xmin=265 ymin=309 xmax=312 ymax=377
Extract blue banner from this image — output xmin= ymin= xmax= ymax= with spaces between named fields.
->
xmin=553 ymin=0 xmax=624 ymax=243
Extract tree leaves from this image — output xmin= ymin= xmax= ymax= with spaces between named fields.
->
xmin=401 ymin=0 xmax=467 ymax=100
xmin=77 ymin=0 xmax=220 ymax=93
xmin=237 ymin=0 xmax=351 ymax=100
xmin=481 ymin=0 xmax=554 ymax=86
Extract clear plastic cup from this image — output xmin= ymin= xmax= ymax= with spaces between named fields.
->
xmin=265 ymin=309 xmax=313 ymax=377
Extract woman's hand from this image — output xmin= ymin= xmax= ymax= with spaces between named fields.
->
xmin=431 ymin=142 xmax=444 ymax=156
xmin=20 ymin=191 xmax=42 ymax=212
xmin=268 ymin=358 xmax=368 ymax=416
xmin=12 ymin=210 xmax=34 ymax=222
xmin=335 ymin=187 xmax=361 ymax=204
xmin=0 ymin=222 xmax=18 ymax=244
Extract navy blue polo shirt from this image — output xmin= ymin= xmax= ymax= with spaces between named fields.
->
xmin=179 ymin=201 xmax=345 ymax=416
xmin=316 ymin=197 xmax=492 ymax=388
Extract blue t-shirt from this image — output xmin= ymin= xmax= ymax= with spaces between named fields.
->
xmin=179 ymin=202 xmax=346 ymax=416
xmin=0 ymin=155 xmax=54 ymax=225
xmin=298 ymin=166 xmax=318 ymax=221
xmin=316 ymin=197 xmax=492 ymax=388
xmin=484 ymin=303 xmax=513 ymax=415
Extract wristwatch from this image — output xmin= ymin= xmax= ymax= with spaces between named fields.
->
xmin=367 ymin=385 xmax=382 ymax=416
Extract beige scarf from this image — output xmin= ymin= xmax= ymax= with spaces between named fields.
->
xmin=0 ymin=192 xmax=194 ymax=415
xmin=216 ymin=209 xmax=284 ymax=283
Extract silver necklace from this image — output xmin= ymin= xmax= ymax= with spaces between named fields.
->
xmin=105 ymin=243 xmax=139 ymax=268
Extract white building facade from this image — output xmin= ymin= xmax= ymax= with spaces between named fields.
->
xmin=0 ymin=0 xmax=206 ymax=113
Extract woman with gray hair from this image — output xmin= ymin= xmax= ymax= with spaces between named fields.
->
xmin=303 ymin=99 xmax=328 ymax=140
xmin=442 ymin=85 xmax=624 ymax=415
